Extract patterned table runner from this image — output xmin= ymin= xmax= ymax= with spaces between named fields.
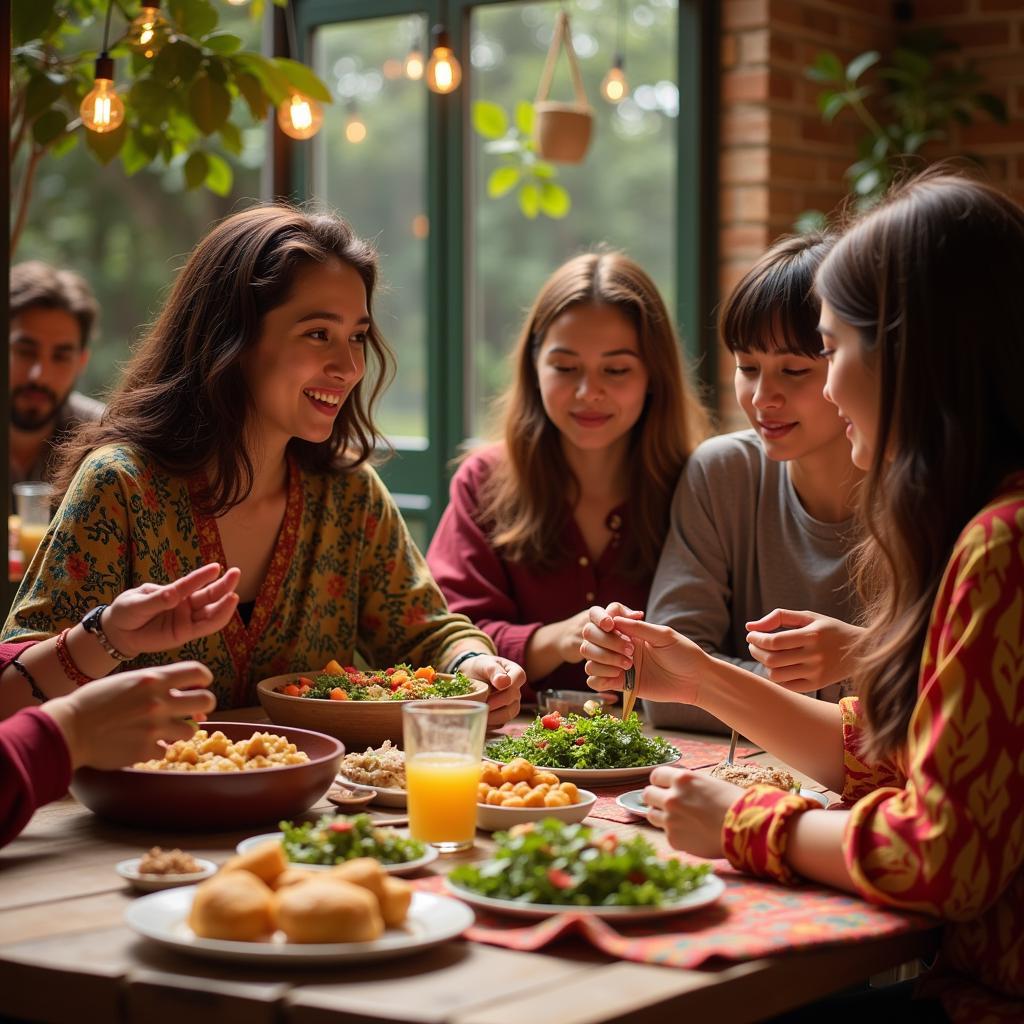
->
xmin=415 ymin=865 xmax=938 ymax=969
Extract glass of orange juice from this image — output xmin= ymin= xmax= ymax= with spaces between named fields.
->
xmin=403 ymin=699 xmax=487 ymax=853
xmin=12 ymin=482 xmax=55 ymax=571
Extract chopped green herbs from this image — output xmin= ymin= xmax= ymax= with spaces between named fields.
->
xmin=485 ymin=711 xmax=677 ymax=770
xmin=278 ymin=814 xmax=426 ymax=865
xmin=449 ymin=819 xmax=712 ymax=906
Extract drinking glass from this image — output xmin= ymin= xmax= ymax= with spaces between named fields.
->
xmin=403 ymin=700 xmax=486 ymax=853
xmin=12 ymin=481 xmax=55 ymax=569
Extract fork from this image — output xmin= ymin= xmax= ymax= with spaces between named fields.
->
xmin=621 ymin=666 xmax=638 ymax=721
xmin=725 ymin=728 xmax=738 ymax=765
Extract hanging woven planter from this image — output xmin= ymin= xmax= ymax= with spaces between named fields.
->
xmin=533 ymin=10 xmax=593 ymax=164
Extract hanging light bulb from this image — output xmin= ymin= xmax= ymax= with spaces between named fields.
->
xmin=80 ymin=54 xmax=125 ymax=134
xmin=128 ymin=2 xmax=167 ymax=59
xmin=277 ymin=93 xmax=323 ymax=140
xmin=425 ymin=25 xmax=461 ymax=94
xmin=225 ymin=0 xmax=251 ymax=5
xmin=404 ymin=46 xmax=425 ymax=81
xmin=345 ymin=103 xmax=367 ymax=144
xmin=601 ymin=55 xmax=628 ymax=103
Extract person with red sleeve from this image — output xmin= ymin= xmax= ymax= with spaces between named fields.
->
xmin=1 ymin=561 xmax=238 ymax=845
xmin=582 ymin=172 xmax=1024 ymax=1022
xmin=427 ymin=251 xmax=709 ymax=697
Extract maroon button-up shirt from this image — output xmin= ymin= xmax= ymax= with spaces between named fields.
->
xmin=426 ymin=447 xmax=650 ymax=694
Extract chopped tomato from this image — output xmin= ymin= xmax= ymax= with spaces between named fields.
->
xmin=329 ymin=687 xmax=348 ymax=701
xmin=597 ymin=834 xmax=619 ymax=853
xmin=546 ymin=868 xmax=574 ymax=889
xmin=414 ymin=666 xmax=436 ymax=681
xmin=281 ymin=684 xmax=301 ymax=697
xmin=384 ymin=666 xmax=396 ymax=675
xmin=540 ymin=711 xmax=562 ymax=730
xmin=323 ymin=659 xmax=345 ymax=676
xmin=344 ymin=665 xmax=358 ymax=673
xmin=574 ymin=737 xmax=586 ymax=746
xmin=297 ymin=676 xmax=313 ymax=686
xmin=628 ymin=870 xmax=647 ymax=885
xmin=329 ymin=820 xmax=354 ymax=833
xmin=535 ymin=740 xmax=549 ymax=750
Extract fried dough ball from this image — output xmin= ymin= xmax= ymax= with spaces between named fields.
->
xmin=500 ymin=758 xmax=534 ymax=783
xmin=480 ymin=764 xmax=503 ymax=787
xmin=379 ymin=877 xmax=413 ymax=927
xmin=330 ymin=858 xmax=388 ymax=905
xmin=188 ymin=871 xmax=275 ymax=941
xmin=220 ymin=841 xmax=288 ymax=887
xmin=274 ymin=878 xmax=384 ymax=944
xmin=544 ymin=790 xmax=571 ymax=807
xmin=272 ymin=867 xmax=319 ymax=890
xmin=534 ymin=772 xmax=560 ymax=787
xmin=558 ymin=781 xmax=580 ymax=802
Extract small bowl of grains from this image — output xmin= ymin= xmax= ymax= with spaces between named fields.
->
xmin=116 ymin=847 xmax=217 ymax=892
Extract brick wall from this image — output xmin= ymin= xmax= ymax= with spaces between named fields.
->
xmin=715 ymin=0 xmax=1024 ymax=427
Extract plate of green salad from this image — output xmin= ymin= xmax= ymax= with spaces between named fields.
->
xmin=447 ymin=820 xmax=722 ymax=920
xmin=236 ymin=814 xmax=438 ymax=876
xmin=484 ymin=710 xmax=680 ymax=784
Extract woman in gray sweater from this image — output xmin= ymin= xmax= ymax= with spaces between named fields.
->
xmin=644 ymin=233 xmax=864 ymax=732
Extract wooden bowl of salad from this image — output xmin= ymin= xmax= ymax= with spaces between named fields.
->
xmin=256 ymin=663 xmax=489 ymax=749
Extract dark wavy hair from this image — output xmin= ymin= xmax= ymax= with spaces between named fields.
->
xmin=816 ymin=170 xmax=1024 ymax=759
xmin=52 ymin=205 xmax=394 ymax=513
xmin=478 ymin=250 xmax=710 ymax=577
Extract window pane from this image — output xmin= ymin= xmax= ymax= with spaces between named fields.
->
xmin=313 ymin=15 xmax=429 ymax=440
xmin=468 ymin=0 xmax=677 ymax=436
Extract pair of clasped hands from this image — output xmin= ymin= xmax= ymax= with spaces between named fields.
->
xmin=579 ymin=603 xmax=859 ymax=858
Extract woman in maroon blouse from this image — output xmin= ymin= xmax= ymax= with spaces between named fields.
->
xmin=427 ymin=252 xmax=709 ymax=696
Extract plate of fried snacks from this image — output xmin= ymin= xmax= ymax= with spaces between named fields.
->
xmin=124 ymin=847 xmax=472 ymax=965
xmin=484 ymin=710 xmax=679 ymax=785
xmin=448 ymin=820 xmax=721 ymax=920
xmin=476 ymin=759 xmax=595 ymax=831
xmin=117 ymin=848 xmax=217 ymax=892
xmin=236 ymin=814 xmax=438 ymax=876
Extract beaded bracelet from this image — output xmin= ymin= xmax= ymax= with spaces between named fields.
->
xmin=54 ymin=627 xmax=94 ymax=687
xmin=9 ymin=658 xmax=49 ymax=703
xmin=721 ymin=784 xmax=822 ymax=885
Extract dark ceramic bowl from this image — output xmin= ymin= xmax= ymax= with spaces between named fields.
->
xmin=71 ymin=722 xmax=344 ymax=831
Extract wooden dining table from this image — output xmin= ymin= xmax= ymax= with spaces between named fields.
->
xmin=0 ymin=710 xmax=941 ymax=1024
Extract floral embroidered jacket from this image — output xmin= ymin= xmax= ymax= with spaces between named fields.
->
xmin=2 ymin=445 xmax=493 ymax=709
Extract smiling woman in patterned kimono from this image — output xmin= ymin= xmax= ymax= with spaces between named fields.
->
xmin=2 ymin=207 xmax=525 ymax=721
xmin=581 ymin=172 xmax=1024 ymax=1023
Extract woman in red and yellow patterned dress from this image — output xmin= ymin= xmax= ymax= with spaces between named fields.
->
xmin=2 ymin=207 xmax=525 ymax=721
xmin=581 ymin=172 xmax=1024 ymax=1022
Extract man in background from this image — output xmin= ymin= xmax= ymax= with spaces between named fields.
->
xmin=9 ymin=261 xmax=104 ymax=491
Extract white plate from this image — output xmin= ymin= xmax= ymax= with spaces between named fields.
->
xmin=615 ymin=790 xmax=651 ymax=819
xmin=336 ymin=775 xmax=407 ymax=808
xmin=116 ymin=857 xmax=217 ymax=892
xmin=125 ymin=887 xmax=473 ymax=965
xmin=445 ymin=872 xmax=725 ymax=921
xmin=483 ymin=753 xmax=680 ymax=787
xmin=235 ymin=833 xmax=438 ymax=876
xmin=616 ymin=787 xmax=828 ymax=818
xmin=476 ymin=790 xmax=596 ymax=832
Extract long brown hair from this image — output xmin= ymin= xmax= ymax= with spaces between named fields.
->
xmin=816 ymin=170 xmax=1024 ymax=759
xmin=53 ymin=206 xmax=394 ymax=513
xmin=478 ymin=251 xmax=710 ymax=577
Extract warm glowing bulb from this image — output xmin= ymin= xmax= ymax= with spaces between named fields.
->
xmin=80 ymin=77 xmax=125 ymax=134
xmin=404 ymin=48 xmax=424 ymax=81
xmin=426 ymin=47 xmax=461 ymax=94
xmin=276 ymin=93 xmax=324 ymax=140
xmin=601 ymin=63 xmax=628 ymax=103
xmin=345 ymin=115 xmax=367 ymax=144
xmin=129 ymin=5 xmax=167 ymax=59
xmin=225 ymin=0 xmax=250 ymax=5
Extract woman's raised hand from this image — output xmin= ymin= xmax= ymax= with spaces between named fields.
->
xmin=102 ymin=563 xmax=241 ymax=660
xmin=580 ymin=604 xmax=708 ymax=704
xmin=745 ymin=609 xmax=864 ymax=692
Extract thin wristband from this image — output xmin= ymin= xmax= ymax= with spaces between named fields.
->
xmin=55 ymin=628 xmax=94 ymax=687
xmin=9 ymin=658 xmax=49 ymax=703
xmin=448 ymin=650 xmax=489 ymax=674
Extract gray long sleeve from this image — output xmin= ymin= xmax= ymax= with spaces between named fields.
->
xmin=644 ymin=430 xmax=860 ymax=733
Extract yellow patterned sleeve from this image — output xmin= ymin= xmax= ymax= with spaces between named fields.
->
xmin=353 ymin=467 xmax=495 ymax=671
xmin=3 ymin=446 xmax=137 ymax=643
xmin=839 ymin=696 xmax=904 ymax=804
